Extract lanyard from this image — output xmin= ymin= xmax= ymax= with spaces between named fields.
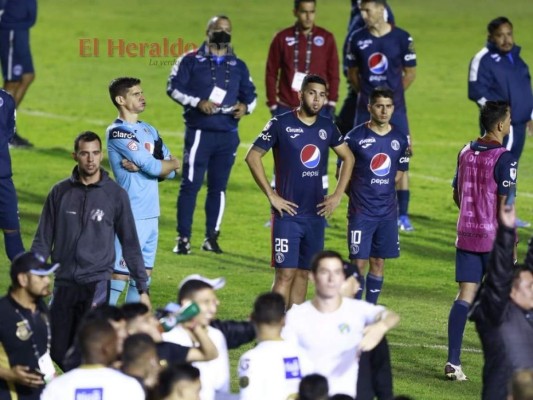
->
xmin=14 ymin=307 xmax=51 ymax=362
xmin=293 ymin=25 xmax=313 ymax=74
xmin=209 ymin=56 xmax=231 ymax=91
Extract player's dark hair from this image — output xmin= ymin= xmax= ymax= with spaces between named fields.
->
xmin=155 ymin=364 xmax=200 ymax=399
xmin=487 ymin=16 xmax=513 ymax=36
xmin=78 ymin=318 xmax=116 ymax=363
xmin=294 ymin=0 xmax=316 ymax=9
xmin=74 ymin=131 xmax=102 ymax=153
xmin=178 ymin=280 xmax=213 ymax=304
xmin=121 ymin=302 xmax=150 ymax=322
xmin=121 ymin=333 xmax=156 ymax=369
xmin=310 ymin=250 xmax=344 ymax=274
xmin=512 ymin=264 xmax=533 ymax=287
xmin=369 ymin=86 xmax=394 ymax=105
xmin=330 ymin=395 xmax=355 ymax=400
xmin=83 ymin=304 xmax=124 ymax=323
xmin=298 ymin=373 xmax=329 ymax=400
xmin=108 ymin=77 xmax=141 ymax=108
xmin=251 ymin=292 xmax=286 ymax=324
xmin=479 ymin=101 xmax=509 ymax=133
xmin=360 ymin=0 xmax=388 ymax=6
xmin=301 ymin=74 xmax=327 ymax=91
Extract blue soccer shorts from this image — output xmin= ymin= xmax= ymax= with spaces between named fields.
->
xmin=455 ymin=248 xmax=490 ymax=283
xmin=114 ymin=217 xmax=158 ymax=275
xmin=0 ymin=30 xmax=34 ymax=81
xmin=0 ymin=178 xmax=21 ymax=230
xmin=348 ymin=216 xmax=399 ymax=260
xmin=271 ymin=215 xmax=325 ymax=270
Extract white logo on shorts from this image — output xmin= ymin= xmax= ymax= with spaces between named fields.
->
xmin=350 ymin=244 xmax=360 ymax=255
xmin=275 ymin=252 xmax=285 ymax=263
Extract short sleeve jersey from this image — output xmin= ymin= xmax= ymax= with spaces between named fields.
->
xmin=237 ymin=340 xmax=314 ymax=400
xmin=253 ymin=110 xmax=343 ymax=217
xmin=345 ymin=122 xmax=409 ymax=219
xmin=346 ymin=27 xmax=416 ymax=111
xmin=282 ymin=298 xmax=384 ymax=398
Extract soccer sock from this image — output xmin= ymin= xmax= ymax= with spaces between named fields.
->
xmin=397 ymin=190 xmax=410 ymax=217
xmin=447 ymin=299 xmax=470 ymax=365
xmin=365 ymin=273 xmax=384 ymax=304
xmin=125 ymin=276 xmax=151 ymax=303
xmin=355 ymin=274 xmax=366 ymax=300
xmin=4 ymin=231 xmax=24 ymax=261
xmin=109 ymin=280 xmax=126 ymax=305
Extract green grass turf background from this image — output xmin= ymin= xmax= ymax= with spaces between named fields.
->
xmin=2 ymin=0 xmax=533 ymax=398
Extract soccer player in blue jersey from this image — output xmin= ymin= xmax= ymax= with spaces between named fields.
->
xmin=245 ymin=74 xmax=354 ymax=308
xmin=0 ymin=89 xmax=24 ymax=260
xmin=344 ymin=87 xmax=409 ymax=305
xmin=106 ymin=77 xmax=181 ymax=304
xmin=346 ymin=0 xmax=416 ymax=232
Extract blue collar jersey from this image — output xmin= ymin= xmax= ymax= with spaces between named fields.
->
xmin=253 ymin=110 xmax=343 ymax=217
xmin=345 ymin=122 xmax=409 ymax=219
xmin=346 ymin=27 xmax=416 ymax=111
xmin=106 ymin=119 xmax=174 ymax=219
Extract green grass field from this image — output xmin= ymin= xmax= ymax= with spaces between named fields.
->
xmin=3 ymin=0 xmax=533 ymax=398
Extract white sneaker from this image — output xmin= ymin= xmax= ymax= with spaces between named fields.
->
xmin=445 ymin=362 xmax=468 ymax=381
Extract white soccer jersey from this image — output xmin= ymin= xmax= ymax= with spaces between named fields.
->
xmin=282 ymin=298 xmax=384 ymax=397
xmin=163 ymin=325 xmax=230 ymax=400
xmin=40 ymin=365 xmax=145 ymax=400
xmin=238 ymin=340 xmax=314 ymax=400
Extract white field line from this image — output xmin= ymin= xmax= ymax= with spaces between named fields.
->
xmin=20 ymin=109 xmax=533 ymax=200
xmin=388 ymin=342 xmax=482 ymax=354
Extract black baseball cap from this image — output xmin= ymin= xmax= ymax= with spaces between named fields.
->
xmin=10 ymin=252 xmax=60 ymax=283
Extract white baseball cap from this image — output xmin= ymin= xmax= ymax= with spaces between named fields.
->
xmin=178 ymin=274 xmax=226 ymax=290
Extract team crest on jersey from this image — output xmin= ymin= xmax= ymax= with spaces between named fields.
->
xmin=510 ymin=168 xmax=517 ymax=180
xmin=338 ymin=323 xmax=350 ymax=334
xmin=300 ymin=144 xmax=321 ymax=169
xmin=239 ymin=376 xmax=250 ymax=388
xmin=370 ymin=153 xmax=391 ymax=177
xmin=75 ymin=388 xmax=103 ymax=400
xmin=391 ymin=140 xmax=400 ymax=151
xmin=0 ymin=97 xmax=3 ymax=107
xmin=275 ymin=252 xmax=285 ymax=263
xmin=228 ymin=60 xmax=237 ymax=66
xmin=313 ymin=36 xmax=325 ymax=46
xmin=128 ymin=141 xmax=138 ymax=151
xmin=350 ymin=244 xmax=360 ymax=255
xmin=283 ymin=357 xmax=302 ymax=379
xmin=368 ymin=53 xmax=388 ymax=75
xmin=318 ymin=129 xmax=327 ymax=140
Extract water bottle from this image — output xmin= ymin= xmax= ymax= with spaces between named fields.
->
xmin=158 ymin=302 xmax=200 ymax=332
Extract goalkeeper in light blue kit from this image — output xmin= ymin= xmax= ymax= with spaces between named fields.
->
xmin=106 ymin=77 xmax=181 ymax=304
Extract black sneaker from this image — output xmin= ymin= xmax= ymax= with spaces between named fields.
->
xmin=9 ymin=133 xmax=34 ymax=148
xmin=173 ymin=237 xmax=191 ymax=255
xmin=201 ymin=231 xmax=223 ymax=254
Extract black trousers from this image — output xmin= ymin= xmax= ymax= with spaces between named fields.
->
xmin=356 ymin=337 xmax=394 ymax=400
xmin=49 ymin=280 xmax=109 ymax=370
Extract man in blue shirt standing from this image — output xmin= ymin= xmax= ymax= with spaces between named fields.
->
xmin=106 ymin=77 xmax=181 ymax=304
xmin=0 ymin=0 xmax=36 ymax=148
xmin=468 ymin=16 xmax=533 ymax=228
xmin=245 ymin=74 xmax=354 ymax=308
xmin=167 ymin=15 xmax=257 ymax=255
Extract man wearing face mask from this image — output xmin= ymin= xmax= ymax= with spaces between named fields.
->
xmin=167 ymin=15 xmax=257 ymax=255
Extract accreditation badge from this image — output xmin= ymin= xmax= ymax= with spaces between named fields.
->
xmin=291 ymin=71 xmax=307 ymax=92
xmin=38 ymin=352 xmax=56 ymax=383
xmin=15 ymin=321 xmax=32 ymax=341
xmin=208 ymin=86 xmax=227 ymax=106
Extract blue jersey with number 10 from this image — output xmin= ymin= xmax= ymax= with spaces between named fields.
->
xmin=253 ymin=110 xmax=343 ymax=218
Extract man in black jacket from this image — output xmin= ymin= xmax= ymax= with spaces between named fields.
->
xmin=31 ymin=131 xmax=150 ymax=369
xmin=469 ymin=203 xmax=533 ymax=400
